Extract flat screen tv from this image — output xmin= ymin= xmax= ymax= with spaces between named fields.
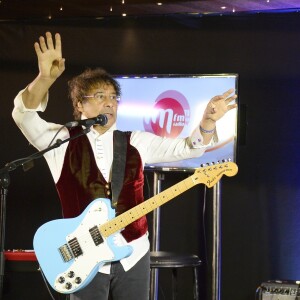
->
xmin=116 ymin=74 xmax=238 ymax=171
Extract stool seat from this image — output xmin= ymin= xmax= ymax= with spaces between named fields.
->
xmin=150 ymin=251 xmax=202 ymax=300
xmin=150 ymin=251 xmax=202 ymax=268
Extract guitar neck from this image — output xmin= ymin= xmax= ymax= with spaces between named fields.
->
xmin=99 ymin=161 xmax=238 ymax=238
xmin=100 ymin=173 xmax=197 ymax=237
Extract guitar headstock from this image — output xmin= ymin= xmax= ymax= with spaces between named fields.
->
xmin=192 ymin=160 xmax=238 ymax=188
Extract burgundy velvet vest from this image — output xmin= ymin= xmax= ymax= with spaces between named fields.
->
xmin=55 ymin=127 xmax=148 ymax=242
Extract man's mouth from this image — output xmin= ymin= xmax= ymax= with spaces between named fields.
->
xmin=103 ymin=112 xmax=113 ymax=118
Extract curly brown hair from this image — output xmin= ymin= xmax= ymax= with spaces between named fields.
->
xmin=68 ymin=68 xmax=121 ymax=120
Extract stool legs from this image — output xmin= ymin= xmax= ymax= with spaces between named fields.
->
xmin=171 ymin=268 xmax=178 ymax=300
xmin=193 ymin=266 xmax=199 ymax=300
xmin=170 ymin=267 xmax=200 ymax=300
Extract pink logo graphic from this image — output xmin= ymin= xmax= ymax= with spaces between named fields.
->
xmin=143 ymin=90 xmax=190 ymax=138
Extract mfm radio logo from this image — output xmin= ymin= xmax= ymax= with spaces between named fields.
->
xmin=143 ymin=90 xmax=190 ymax=138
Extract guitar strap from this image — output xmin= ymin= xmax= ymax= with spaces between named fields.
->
xmin=111 ymin=130 xmax=127 ymax=208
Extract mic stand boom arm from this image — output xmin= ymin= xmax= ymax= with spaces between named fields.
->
xmin=0 ymin=126 xmax=91 ymax=298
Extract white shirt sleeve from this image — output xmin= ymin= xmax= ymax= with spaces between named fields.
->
xmin=130 ymin=128 xmax=214 ymax=166
xmin=12 ymin=89 xmax=70 ymax=183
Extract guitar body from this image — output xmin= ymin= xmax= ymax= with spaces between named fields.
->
xmin=33 ymin=198 xmax=133 ymax=294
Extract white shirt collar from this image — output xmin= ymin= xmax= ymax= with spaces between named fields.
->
xmin=89 ymin=123 xmax=117 ymax=140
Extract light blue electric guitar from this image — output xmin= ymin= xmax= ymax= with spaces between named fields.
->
xmin=33 ymin=161 xmax=238 ymax=294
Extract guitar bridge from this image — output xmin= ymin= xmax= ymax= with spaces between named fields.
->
xmin=58 ymin=244 xmax=73 ymax=262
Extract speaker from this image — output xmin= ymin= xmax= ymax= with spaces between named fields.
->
xmin=256 ymin=280 xmax=300 ymax=300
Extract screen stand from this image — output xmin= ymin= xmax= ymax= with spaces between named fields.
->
xmin=149 ymin=172 xmax=222 ymax=300
xmin=212 ymin=181 xmax=221 ymax=300
xmin=150 ymin=172 xmax=164 ymax=300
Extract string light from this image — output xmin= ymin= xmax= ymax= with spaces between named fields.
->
xmin=110 ymin=6 xmax=113 ymax=12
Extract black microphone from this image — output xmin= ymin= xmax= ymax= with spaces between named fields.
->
xmin=65 ymin=114 xmax=108 ymax=128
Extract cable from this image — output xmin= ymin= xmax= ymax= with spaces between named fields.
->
xmin=47 ymin=125 xmax=68 ymax=148
xmin=39 ymin=266 xmax=57 ymax=300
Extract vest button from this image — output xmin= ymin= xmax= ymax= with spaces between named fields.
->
xmin=105 ymin=184 xmax=110 ymax=189
xmin=106 ymin=190 xmax=111 ymax=196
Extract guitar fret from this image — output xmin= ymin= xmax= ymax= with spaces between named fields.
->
xmin=132 ymin=206 xmax=144 ymax=219
xmin=127 ymin=209 xmax=138 ymax=221
xmin=176 ymin=181 xmax=186 ymax=192
xmin=183 ymin=177 xmax=195 ymax=190
xmin=144 ymin=200 xmax=154 ymax=212
xmin=148 ymin=197 xmax=160 ymax=209
xmin=157 ymin=192 xmax=168 ymax=205
xmin=136 ymin=203 xmax=149 ymax=216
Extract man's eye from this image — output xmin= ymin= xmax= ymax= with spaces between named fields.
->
xmin=95 ymin=94 xmax=104 ymax=100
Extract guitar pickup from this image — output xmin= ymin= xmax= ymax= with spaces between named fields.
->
xmin=58 ymin=244 xmax=73 ymax=262
xmin=58 ymin=238 xmax=83 ymax=262
xmin=68 ymin=238 xmax=83 ymax=258
xmin=89 ymin=226 xmax=104 ymax=246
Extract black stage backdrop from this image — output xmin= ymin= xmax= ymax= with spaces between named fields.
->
xmin=0 ymin=12 xmax=300 ymax=300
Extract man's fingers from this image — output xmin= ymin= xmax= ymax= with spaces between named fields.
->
xmin=222 ymin=88 xmax=235 ymax=98
xmin=225 ymin=94 xmax=237 ymax=103
xmin=45 ymin=32 xmax=54 ymax=50
xmin=227 ymin=103 xmax=238 ymax=111
xmin=39 ymin=36 xmax=48 ymax=52
xmin=58 ymin=58 xmax=66 ymax=72
xmin=211 ymin=90 xmax=237 ymax=104
xmin=34 ymin=42 xmax=42 ymax=56
xmin=54 ymin=33 xmax=62 ymax=52
xmin=36 ymin=32 xmax=61 ymax=54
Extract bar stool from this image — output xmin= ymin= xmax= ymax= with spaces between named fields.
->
xmin=150 ymin=251 xmax=202 ymax=300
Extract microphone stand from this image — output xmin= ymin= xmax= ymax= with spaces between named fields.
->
xmin=0 ymin=126 xmax=91 ymax=298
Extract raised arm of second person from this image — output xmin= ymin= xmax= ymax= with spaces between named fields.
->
xmin=199 ymin=88 xmax=237 ymax=145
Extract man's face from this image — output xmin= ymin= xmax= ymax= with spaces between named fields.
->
xmin=77 ymin=83 xmax=119 ymax=134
